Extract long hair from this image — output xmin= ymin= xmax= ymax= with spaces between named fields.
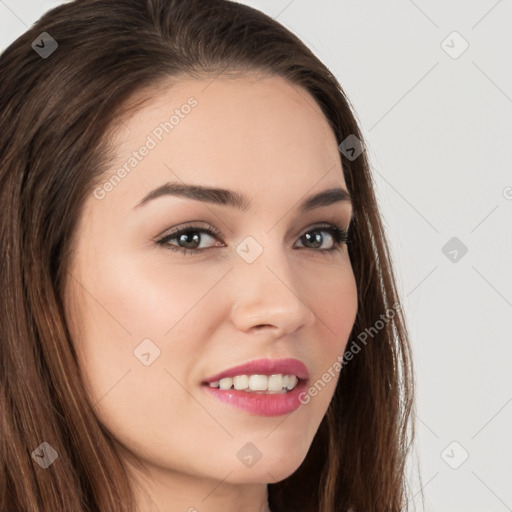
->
xmin=0 ymin=1 xmax=416 ymax=510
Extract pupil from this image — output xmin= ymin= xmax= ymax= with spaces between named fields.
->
xmin=179 ymin=231 xmax=200 ymax=249
xmin=304 ymin=232 xmax=322 ymax=248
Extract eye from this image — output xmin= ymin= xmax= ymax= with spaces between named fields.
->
xmin=156 ymin=222 xmax=350 ymax=256
xmin=156 ymin=223 xmax=221 ymax=256
xmin=295 ymin=224 xmax=350 ymax=252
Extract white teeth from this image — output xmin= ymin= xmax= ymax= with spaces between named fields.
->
xmin=209 ymin=374 xmax=299 ymax=392
xmin=219 ymin=378 xmax=232 ymax=390
xmin=267 ymin=374 xmax=283 ymax=391
xmin=233 ymin=375 xmax=249 ymax=390
xmin=249 ymin=374 xmax=268 ymax=391
xmin=286 ymin=375 xmax=298 ymax=390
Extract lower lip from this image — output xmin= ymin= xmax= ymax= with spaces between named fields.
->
xmin=201 ymin=379 xmax=308 ymax=417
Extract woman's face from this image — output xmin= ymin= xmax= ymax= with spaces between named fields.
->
xmin=65 ymin=73 xmax=357 ymax=505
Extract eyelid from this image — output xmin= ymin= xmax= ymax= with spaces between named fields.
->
xmin=157 ymin=215 xmax=350 ymax=238
xmin=157 ymin=220 xmax=349 ymax=242
xmin=156 ymin=221 xmax=222 ymax=240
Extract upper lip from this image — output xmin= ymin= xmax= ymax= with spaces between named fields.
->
xmin=202 ymin=358 xmax=309 ymax=384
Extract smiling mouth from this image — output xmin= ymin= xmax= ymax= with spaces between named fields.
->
xmin=200 ymin=377 xmax=309 ymax=417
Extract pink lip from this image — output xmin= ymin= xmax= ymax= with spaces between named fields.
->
xmin=202 ymin=379 xmax=308 ymax=417
xmin=202 ymin=357 xmax=309 ymax=383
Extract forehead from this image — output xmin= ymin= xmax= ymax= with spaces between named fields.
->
xmin=96 ymin=73 xmax=348 ymax=214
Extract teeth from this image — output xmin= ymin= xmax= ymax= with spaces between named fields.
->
xmin=209 ymin=374 xmax=299 ymax=393
xmin=287 ymin=375 xmax=298 ymax=390
xmin=233 ymin=375 xmax=249 ymax=390
xmin=267 ymin=374 xmax=283 ymax=391
xmin=219 ymin=378 xmax=232 ymax=390
xmin=249 ymin=374 xmax=267 ymax=391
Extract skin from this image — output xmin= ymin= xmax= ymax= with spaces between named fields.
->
xmin=64 ymin=73 xmax=358 ymax=512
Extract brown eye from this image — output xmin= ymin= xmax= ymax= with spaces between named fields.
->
xmin=156 ymin=224 xmax=223 ymax=255
xmin=295 ymin=225 xmax=350 ymax=252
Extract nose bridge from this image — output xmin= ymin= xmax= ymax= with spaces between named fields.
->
xmin=229 ymin=231 xmax=315 ymax=332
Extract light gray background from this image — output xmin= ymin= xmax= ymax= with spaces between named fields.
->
xmin=1 ymin=1 xmax=511 ymax=511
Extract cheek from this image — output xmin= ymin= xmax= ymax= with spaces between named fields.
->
xmin=298 ymin=262 xmax=357 ymax=411
xmin=77 ymin=245 xmax=231 ymax=342
xmin=302 ymin=259 xmax=358 ymax=352
xmin=66 ymin=261 xmax=212 ymax=472
xmin=66 ymin=249 xmax=229 ymax=428
xmin=68 ymin=253 xmax=216 ymax=395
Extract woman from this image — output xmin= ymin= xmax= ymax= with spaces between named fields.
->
xmin=0 ymin=1 xmax=416 ymax=510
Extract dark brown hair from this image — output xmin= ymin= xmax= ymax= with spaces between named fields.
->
xmin=0 ymin=1 xmax=416 ymax=510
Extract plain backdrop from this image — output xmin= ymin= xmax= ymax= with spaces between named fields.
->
xmin=1 ymin=1 xmax=511 ymax=511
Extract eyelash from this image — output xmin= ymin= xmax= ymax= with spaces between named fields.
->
xmin=156 ymin=222 xmax=351 ymax=256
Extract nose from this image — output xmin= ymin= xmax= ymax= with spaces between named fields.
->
xmin=228 ymin=243 xmax=316 ymax=336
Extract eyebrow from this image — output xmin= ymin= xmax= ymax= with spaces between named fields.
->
xmin=133 ymin=182 xmax=353 ymax=215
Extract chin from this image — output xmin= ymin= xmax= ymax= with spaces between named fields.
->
xmin=227 ymin=448 xmax=308 ymax=484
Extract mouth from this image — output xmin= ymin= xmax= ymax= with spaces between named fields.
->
xmin=200 ymin=376 xmax=309 ymax=417
xmin=199 ymin=358 xmax=310 ymax=416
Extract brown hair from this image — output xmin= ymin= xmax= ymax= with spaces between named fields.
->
xmin=0 ymin=1 xmax=416 ymax=510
